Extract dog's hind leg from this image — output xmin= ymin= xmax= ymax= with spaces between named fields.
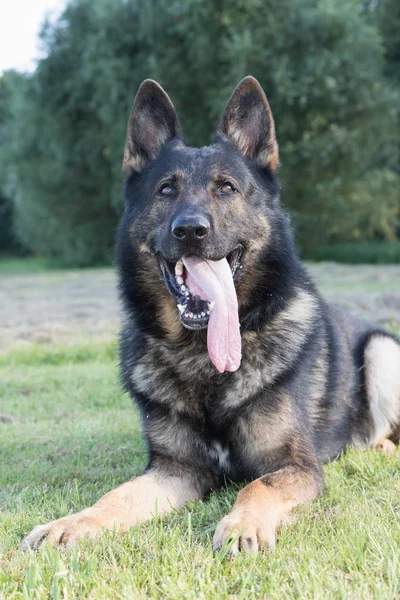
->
xmin=375 ymin=438 xmax=397 ymax=454
xmin=364 ymin=333 xmax=400 ymax=450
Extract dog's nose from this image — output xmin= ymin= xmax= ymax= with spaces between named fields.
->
xmin=171 ymin=214 xmax=210 ymax=241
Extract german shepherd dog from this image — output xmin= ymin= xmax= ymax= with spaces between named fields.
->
xmin=23 ymin=77 xmax=400 ymax=554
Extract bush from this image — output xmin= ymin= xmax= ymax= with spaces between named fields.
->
xmin=302 ymin=241 xmax=400 ymax=264
xmin=3 ymin=0 xmax=400 ymax=265
xmin=0 ymin=73 xmax=26 ymax=255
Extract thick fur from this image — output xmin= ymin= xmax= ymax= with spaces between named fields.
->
xmin=22 ymin=77 xmax=400 ymax=553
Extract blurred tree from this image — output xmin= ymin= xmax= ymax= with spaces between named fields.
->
xmin=374 ymin=0 xmax=400 ymax=87
xmin=0 ymin=71 xmax=26 ymax=254
xmin=7 ymin=2 xmax=126 ymax=265
xmin=6 ymin=0 xmax=400 ymax=264
xmin=364 ymin=0 xmax=400 ymax=240
xmin=374 ymin=0 xmax=400 ymax=184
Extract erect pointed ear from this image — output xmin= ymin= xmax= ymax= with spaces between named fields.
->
xmin=218 ymin=76 xmax=279 ymax=172
xmin=123 ymin=79 xmax=182 ymax=175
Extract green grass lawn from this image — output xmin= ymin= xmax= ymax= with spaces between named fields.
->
xmin=0 ymin=256 xmax=114 ymax=275
xmin=1 ymin=342 xmax=400 ymax=599
xmin=0 ymin=257 xmax=49 ymax=275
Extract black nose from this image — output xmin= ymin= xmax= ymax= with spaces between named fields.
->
xmin=172 ymin=213 xmax=210 ymax=241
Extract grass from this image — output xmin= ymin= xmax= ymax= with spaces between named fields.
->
xmin=1 ymin=342 xmax=400 ymax=599
xmin=0 ymin=256 xmax=113 ymax=275
xmin=0 ymin=257 xmax=48 ymax=275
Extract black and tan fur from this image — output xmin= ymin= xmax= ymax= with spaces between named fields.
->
xmin=23 ymin=77 xmax=400 ymax=554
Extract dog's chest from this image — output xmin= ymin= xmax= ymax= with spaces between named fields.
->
xmin=130 ymin=334 xmax=269 ymax=415
xmin=199 ymin=440 xmax=231 ymax=473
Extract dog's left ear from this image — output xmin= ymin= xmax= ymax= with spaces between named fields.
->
xmin=123 ymin=79 xmax=182 ymax=175
xmin=218 ymin=76 xmax=279 ymax=172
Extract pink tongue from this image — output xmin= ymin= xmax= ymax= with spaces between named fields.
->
xmin=182 ymin=255 xmax=241 ymax=373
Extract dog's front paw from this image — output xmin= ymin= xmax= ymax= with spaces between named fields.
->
xmin=213 ymin=510 xmax=276 ymax=556
xmin=21 ymin=512 xmax=104 ymax=550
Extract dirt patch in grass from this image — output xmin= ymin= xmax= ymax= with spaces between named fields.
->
xmin=0 ymin=263 xmax=399 ymax=353
xmin=0 ymin=268 xmax=119 ymax=353
xmin=309 ymin=262 xmax=400 ymax=328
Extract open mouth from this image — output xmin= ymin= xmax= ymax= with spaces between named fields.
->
xmin=158 ymin=246 xmax=244 ymax=330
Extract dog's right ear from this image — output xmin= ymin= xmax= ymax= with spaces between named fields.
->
xmin=123 ymin=80 xmax=182 ymax=176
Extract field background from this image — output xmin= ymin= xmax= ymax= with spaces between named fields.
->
xmin=1 ymin=0 xmax=399 ymax=595
xmin=1 ymin=260 xmax=400 ymax=599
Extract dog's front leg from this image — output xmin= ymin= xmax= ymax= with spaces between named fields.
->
xmin=213 ymin=464 xmax=323 ymax=555
xmin=22 ymin=462 xmax=209 ymax=550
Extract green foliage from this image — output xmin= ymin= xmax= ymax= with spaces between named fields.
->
xmin=2 ymin=0 xmax=400 ymax=264
xmin=375 ymin=0 xmax=400 ymax=86
xmin=0 ymin=72 xmax=26 ymax=255
xmin=302 ymin=241 xmax=400 ymax=264
xmin=0 ymin=195 xmax=17 ymax=253
xmin=374 ymin=0 xmax=400 ymax=186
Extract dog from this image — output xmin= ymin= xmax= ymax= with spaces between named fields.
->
xmin=23 ymin=76 xmax=400 ymax=554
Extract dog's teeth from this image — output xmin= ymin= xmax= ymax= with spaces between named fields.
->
xmin=187 ymin=312 xmax=193 ymax=318
xmin=206 ymin=310 xmax=210 ymax=315
xmin=175 ymin=260 xmax=184 ymax=276
xmin=185 ymin=290 xmax=190 ymax=297
xmin=201 ymin=312 xmax=205 ymax=317
xmin=176 ymin=276 xmax=184 ymax=285
xmin=208 ymin=301 xmax=215 ymax=313
xmin=177 ymin=304 xmax=186 ymax=314
xmin=181 ymin=284 xmax=187 ymax=291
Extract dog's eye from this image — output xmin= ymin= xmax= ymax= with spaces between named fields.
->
xmin=220 ymin=182 xmax=235 ymax=194
xmin=159 ymin=184 xmax=174 ymax=196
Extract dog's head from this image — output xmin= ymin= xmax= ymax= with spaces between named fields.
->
xmin=118 ymin=77 xmax=284 ymax=345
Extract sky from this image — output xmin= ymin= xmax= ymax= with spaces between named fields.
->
xmin=0 ymin=0 xmax=66 ymax=74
